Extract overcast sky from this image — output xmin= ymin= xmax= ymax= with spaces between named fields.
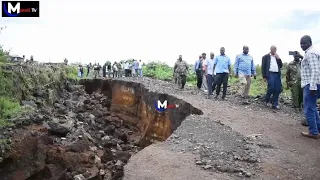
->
xmin=0 ymin=0 xmax=320 ymax=66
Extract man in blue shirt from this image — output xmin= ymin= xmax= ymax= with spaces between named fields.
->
xmin=213 ymin=47 xmax=231 ymax=100
xmin=204 ymin=52 xmax=215 ymax=99
xmin=194 ymin=55 xmax=203 ymax=89
xmin=234 ymin=46 xmax=256 ymax=98
xmin=133 ymin=59 xmax=139 ymax=77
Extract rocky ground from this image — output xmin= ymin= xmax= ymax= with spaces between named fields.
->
xmin=1 ymin=75 xmax=319 ymax=180
xmin=0 ymin=84 xmax=143 ymax=180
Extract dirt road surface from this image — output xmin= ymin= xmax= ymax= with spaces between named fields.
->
xmin=123 ymin=78 xmax=320 ymax=180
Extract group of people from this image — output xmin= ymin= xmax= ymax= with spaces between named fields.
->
xmin=183 ymin=35 xmax=319 ymax=139
xmin=77 ymin=59 xmax=144 ymax=79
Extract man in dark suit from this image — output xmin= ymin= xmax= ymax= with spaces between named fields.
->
xmin=261 ymin=45 xmax=283 ymax=109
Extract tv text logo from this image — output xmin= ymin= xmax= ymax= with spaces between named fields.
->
xmin=154 ymin=100 xmax=179 ymax=112
xmin=2 ymin=1 xmax=40 ymax=17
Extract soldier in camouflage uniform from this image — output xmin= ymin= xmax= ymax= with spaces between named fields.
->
xmin=174 ymin=55 xmax=189 ymax=89
xmin=173 ymin=59 xmax=179 ymax=84
xmin=286 ymin=53 xmax=307 ymax=125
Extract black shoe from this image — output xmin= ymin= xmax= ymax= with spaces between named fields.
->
xmin=272 ymin=106 xmax=280 ymax=110
xmin=301 ymin=119 xmax=308 ymax=126
xmin=222 ymin=96 xmax=226 ymax=100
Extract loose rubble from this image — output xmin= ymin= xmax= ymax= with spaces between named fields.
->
xmin=0 ymin=84 xmax=142 ymax=180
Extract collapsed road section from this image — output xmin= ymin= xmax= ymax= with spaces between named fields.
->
xmin=0 ymin=79 xmax=202 ymax=180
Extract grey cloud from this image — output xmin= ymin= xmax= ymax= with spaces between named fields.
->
xmin=271 ymin=10 xmax=320 ymax=31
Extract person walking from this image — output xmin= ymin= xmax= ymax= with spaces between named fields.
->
xmin=194 ymin=55 xmax=203 ymax=89
xmin=107 ymin=61 xmax=112 ymax=77
xmin=86 ymin=63 xmax=92 ymax=77
xmin=261 ymin=45 xmax=283 ymax=109
xmin=113 ymin=62 xmax=118 ymax=78
xmin=78 ymin=65 xmax=82 ymax=78
xmin=118 ymin=62 xmax=123 ymax=77
xmin=173 ymin=59 xmax=179 ymax=84
xmin=133 ymin=59 xmax=139 ymax=77
xmin=213 ymin=47 xmax=231 ymax=100
xmin=138 ymin=60 xmax=143 ymax=77
xmin=124 ymin=61 xmax=129 ymax=77
xmin=234 ymin=46 xmax=256 ymax=99
xmin=174 ymin=55 xmax=189 ymax=89
xmin=102 ymin=63 xmax=107 ymax=78
xmin=201 ymin=53 xmax=208 ymax=92
xmin=93 ymin=63 xmax=100 ymax=78
xmin=204 ymin=52 xmax=215 ymax=99
xmin=299 ymin=35 xmax=320 ymax=139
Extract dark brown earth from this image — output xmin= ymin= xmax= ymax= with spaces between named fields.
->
xmin=0 ymin=77 xmax=319 ymax=180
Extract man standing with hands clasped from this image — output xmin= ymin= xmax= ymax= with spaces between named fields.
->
xmin=299 ymin=35 xmax=320 ymax=139
xmin=261 ymin=45 xmax=283 ymax=109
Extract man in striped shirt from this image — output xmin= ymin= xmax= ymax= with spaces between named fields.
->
xmin=234 ymin=46 xmax=256 ymax=99
xmin=300 ymin=35 xmax=320 ymax=139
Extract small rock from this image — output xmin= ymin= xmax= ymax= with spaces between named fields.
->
xmin=48 ymin=120 xmax=74 ymax=137
xmin=245 ymin=172 xmax=252 ymax=177
xmin=101 ymin=136 xmax=111 ymax=141
xmin=105 ymin=125 xmax=116 ymax=135
xmin=89 ymin=146 xmax=98 ymax=152
xmin=64 ymin=100 xmax=73 ymax=108
xmin=54 ymin=103 xmax=62 ymax=108
xmin=74 ymin=174 xmax=85 ymax=180
xmin=203 ymin=165 xmax=212 ymax=169
xmin=99 ymin=169 xmax=105 ymax=176
xmin=94 ymin=155 xmax=101 ymax=164
xmin=88 ymin=114 xmax=95 ymax=120
xmin=115 ymin=160 xmax=123 ymax=166
xmin=116 ymin=144 xmax=122 ymax=151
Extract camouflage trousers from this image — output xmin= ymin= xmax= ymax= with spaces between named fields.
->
xmin=290 ymin=83 xmax=303 ymax=109
xmin=174 ymin=72 xmax=178 ymax=84
xmin=93 ymin=70 xmax=99 ymax=78
xmin=177 ymin=74 xmax=187 ymax=89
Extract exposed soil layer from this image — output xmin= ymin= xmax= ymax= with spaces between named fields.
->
xmin=121 ymin=77 xmax=320 ymax=180
xmin=0 ymin=79 xmax=201 ymax=180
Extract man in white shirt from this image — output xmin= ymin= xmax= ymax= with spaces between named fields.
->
xmin=124 ymin=61 xmax=130 ymax=77
xmin=138 ymin=60 xmax=143 ymax=77
xmin=261 ymin=45 xmax=283 ymax=109
xmin=299 ymin=35 xmax=320 ymax=139
xmin=201 ymin=53 xmax=208 ymax=92
xmin=204 ymin=52 xmax=215 ymax=99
